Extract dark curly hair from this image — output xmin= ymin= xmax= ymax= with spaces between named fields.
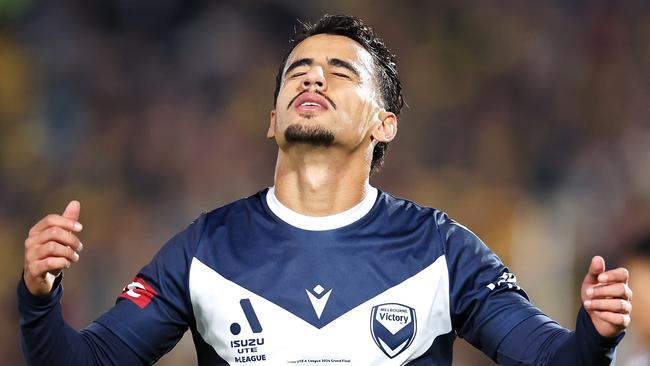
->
xmin=273 ymin=14 xmax=404 ymax=174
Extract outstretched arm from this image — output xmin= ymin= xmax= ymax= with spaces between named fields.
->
xmin=19 ymin=200 xmax=199 ymax=365
xmin=439 ymin=212 xmax=631 ymax=365
xmin=19 ymin=201 xmax=143 ymax=365
xmin=494 ymin=256 xmax=631 ymax=365
xmin=18 ymin=275 xmax=143 ymax=365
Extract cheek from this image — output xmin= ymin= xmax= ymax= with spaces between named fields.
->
xmin=343 ymin=87 xmax=378 ymax=119
xmin=273 ymin=106 xmax=293 ymax=130
xmin=277 ymin=78 xmax=301 ymax=103
xmin=338 ymin=100 xmax=372 ymax=133
xmin=277 ymin=86 xmax=292 ymax=107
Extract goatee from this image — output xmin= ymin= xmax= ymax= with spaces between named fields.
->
xmin=284 ymin=124 xmax=334 ymax=147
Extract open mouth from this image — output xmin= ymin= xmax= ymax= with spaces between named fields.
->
xmin=289 ymin=92 xmax=335 ymax=112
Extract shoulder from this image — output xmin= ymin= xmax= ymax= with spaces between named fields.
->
xmin=377 ymin=190 xmax=461 ymax=236
xmin=377 ymin=190 xmax=490 ymax=255
xmin=376 ymin=190 xmax=442 ymax=220
xmin=152 ymin=190 xmax=265 ymax=261
xmin=202 ymin=190 xmax=266 ymax=225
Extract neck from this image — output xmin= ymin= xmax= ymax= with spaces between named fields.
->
xmin=272 ymin=146 xmax=371 ymax=216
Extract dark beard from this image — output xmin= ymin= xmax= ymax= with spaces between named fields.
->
xmin=284 ymin=124 xmax=334 ymax=147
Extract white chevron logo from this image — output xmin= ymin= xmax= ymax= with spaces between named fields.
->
xmin=306 ymin=284 xmax=332 ymax=319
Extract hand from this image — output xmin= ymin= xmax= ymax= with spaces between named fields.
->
xmin=23 ymin=201 xmax=84 ymax=296
xmin=581 ymin=256 xmax=632 ymax=337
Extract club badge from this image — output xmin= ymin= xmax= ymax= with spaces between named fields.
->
xmin=370 ymin=303 xmax=417 ymax=358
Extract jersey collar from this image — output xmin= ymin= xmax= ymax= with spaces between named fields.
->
xmin=266 ymin=185 xmax=378 ymax=231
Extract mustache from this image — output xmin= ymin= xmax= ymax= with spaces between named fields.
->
xmin=286 ymin=91 xmax=337 ymax=110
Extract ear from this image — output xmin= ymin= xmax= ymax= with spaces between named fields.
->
xmin=371 ymin=110 xmax=397 ymax=143
xmin=267 ymin=110 xmax=276 ymax=139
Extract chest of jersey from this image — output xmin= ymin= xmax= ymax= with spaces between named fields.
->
xmin=188 ymin=223 xmax=452 ymax=365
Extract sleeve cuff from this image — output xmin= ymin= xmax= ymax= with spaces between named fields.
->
xmin=17 ymin=272 xmax=64 ymax=310
xmin=576 ymin=306 xmax=625 ymax=348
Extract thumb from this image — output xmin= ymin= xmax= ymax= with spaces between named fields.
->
xmin=62 ymin=200 xmax=81 ymax=221
xmin=584 ymin=255 xmax=605 ymax=285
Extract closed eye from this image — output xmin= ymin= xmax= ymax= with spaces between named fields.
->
xmin=290 ymin=72 xmax=306 ymax=78
xmin=332 ymin=72 xmax=351 ymax=79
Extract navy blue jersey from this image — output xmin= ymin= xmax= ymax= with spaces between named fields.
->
xmin=19 ymin=188 xmax=622 ymax=365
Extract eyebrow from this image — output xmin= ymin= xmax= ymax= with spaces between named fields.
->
xmin=284 ymin=58 xmax=313 ymax=76
xmin=327 ymin=58 xmax=360 ymax=78
xmin=283 ymin=57 xmax=361 ymax=78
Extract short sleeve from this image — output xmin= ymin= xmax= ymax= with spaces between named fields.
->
xmin=436 ymin=211 xmax=543 ymax=359
xmin=91 ymin=213 xmax=206 ymax=364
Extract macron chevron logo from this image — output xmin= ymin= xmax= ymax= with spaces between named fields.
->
xmin=305 ymin=284 xmax=332 ymax=319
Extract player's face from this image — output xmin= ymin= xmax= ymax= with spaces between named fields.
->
xmin=269 ymin=34 xmax=396 ymax=152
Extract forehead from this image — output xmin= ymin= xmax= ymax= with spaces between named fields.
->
xmin=286 ymin=34 xmax=375 ymax=75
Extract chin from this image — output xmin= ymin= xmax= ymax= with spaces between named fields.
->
xmin=284 ymin=123 xmax=335 ymax=147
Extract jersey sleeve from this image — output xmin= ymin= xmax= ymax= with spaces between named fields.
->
xmin=18 ymin=214 xmax=207 ymax=365
xmin=436 ymin=211 xmax=540 ymax=356
xmin=91 ymin=213 xmax=206 ymax=363
xmin=18 ymin=273 xmax=144 ymax=366
xmin=496 ymin=306 xmax=623 ymax=365
xmin=436 ymin=211 xmax=622 ymax=364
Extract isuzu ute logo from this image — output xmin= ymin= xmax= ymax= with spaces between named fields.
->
xmin=370 ymin=303 xmax=417 ymax=358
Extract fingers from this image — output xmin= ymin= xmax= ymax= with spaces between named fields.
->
xmin=581 ymin=256 xmax=633 ymax=337
xmin=586 ymin=282 xmax=633 ymax=300
xmin=27 ymin=257 xmax=72 ymax=277
xmin=29 ymin=213 xmax=83 ymax=236
xmin=584 ymin=298 xmax=632 ymax=314
xmin=583 ymin=272 xmax=633 ymax=335
xmin=584 ymin=256 xmax=606 ymax=284
xmin=35 ymin=241 xmax=80 ymax=263
xmin=597 ymin=267 xmax=629 ymax=284
xmin=62 ymin=200 xmax=81 ymax=221
xmin=23 ymin=201 xmax=84 ymax=296
xmin=591 ymin=311 xmax=631 ymax=328
xmin=24 ymin=234 xmax=81 ymax=278
xmin=28 ymin=226 xmax=83 ymax=252
xmin=24 ymin=202 xmax=83 ymax=272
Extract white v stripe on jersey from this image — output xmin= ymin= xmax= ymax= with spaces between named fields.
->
xmin=188 ymin=256 xmax=452 ymax=365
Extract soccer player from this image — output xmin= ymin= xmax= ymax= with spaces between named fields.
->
xmin=19 ymin=15 xmax=632 ymax=365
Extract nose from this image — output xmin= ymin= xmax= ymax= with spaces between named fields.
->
xmin=301 ymin=67 xmax=327 ymax=91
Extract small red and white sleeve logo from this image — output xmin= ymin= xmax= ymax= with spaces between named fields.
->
xmin=119 ymin=277 xmax=158 ymax=309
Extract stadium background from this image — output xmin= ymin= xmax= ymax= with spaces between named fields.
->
xmin=1 ymin=0 xmax=649 ymax=364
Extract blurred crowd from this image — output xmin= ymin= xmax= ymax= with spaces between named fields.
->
xmin=1 ymin=0 xmax=649 ymax=364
